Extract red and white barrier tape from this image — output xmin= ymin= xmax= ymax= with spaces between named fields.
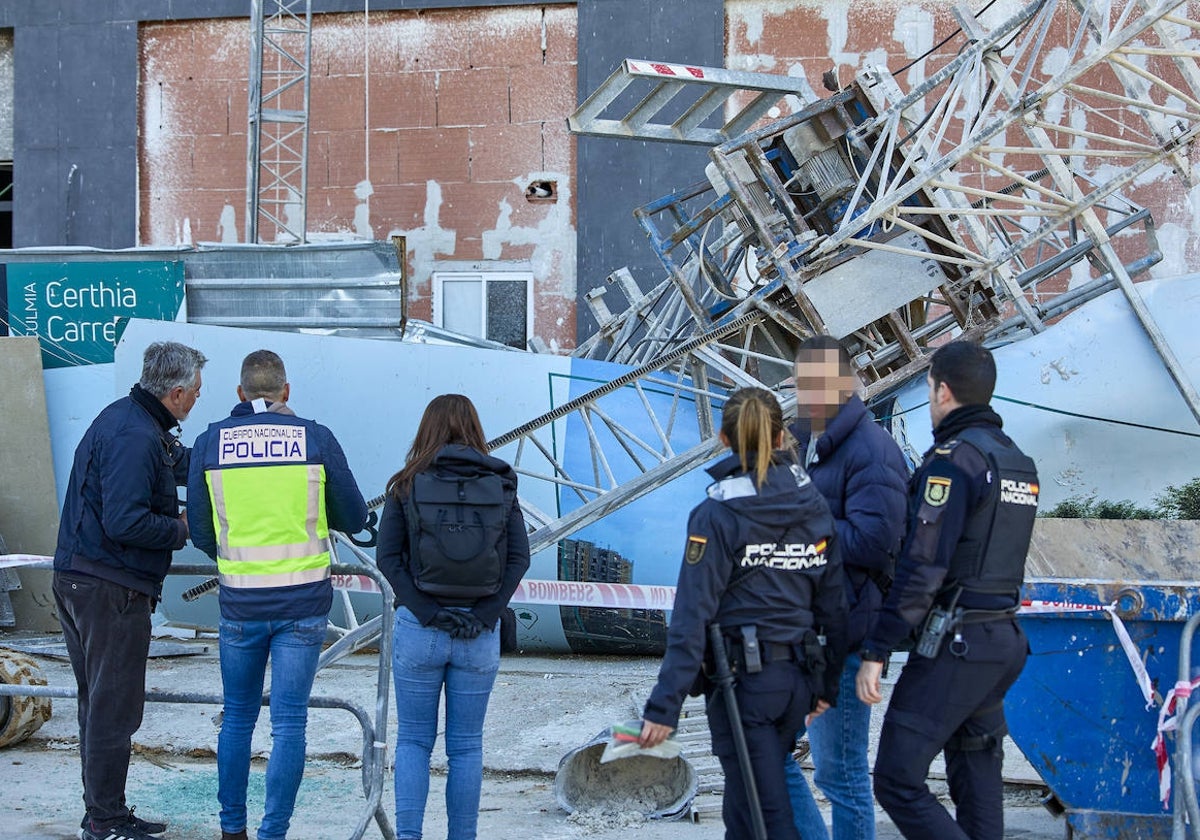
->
xmin=1021 ymin=598 xmax=1154 ymax=707
xmin=1153 ymin=675 xmax=1200 ymax=808
xmin=1020 ymin=597 xmax=1194 ymax=809
xmin=332 ymin=575 xmax=679 ymax=610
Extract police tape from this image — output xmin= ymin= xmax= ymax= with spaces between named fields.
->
xmin=0 ymin=560 xmax=1149 ymax=617
xmin=1024 ymin=597 xmax=1185 ymax=810
xmin=1153 ymin=674 xmax=1200 ymax=808
xmin=0 ymin=555 xmax=53 ymax=570
xmin=0 ymin=560 xmax=676 ymax=610
xmin=1022 ymin=597 xmax=1154 ymax=708
xmin=331 ymin=575 xmax=680 ymax=610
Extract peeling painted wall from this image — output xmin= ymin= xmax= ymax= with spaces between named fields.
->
xmin=139 ymin=6 xmax=578 ymax=350
xmin=0 ymin=31 xmax=12 ymax=161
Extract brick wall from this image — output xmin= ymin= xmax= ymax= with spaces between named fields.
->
xmin=139 ymin=5 xmax=578 ymax=350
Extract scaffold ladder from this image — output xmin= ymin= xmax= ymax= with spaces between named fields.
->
xmin=569 ymin=59 xmax=813 ymax=146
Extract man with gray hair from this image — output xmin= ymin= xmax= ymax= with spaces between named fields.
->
xmin=53 ymin=340 xmax=207 ymax=840
xmin=188 ymin=349 xmax=367 ymax=840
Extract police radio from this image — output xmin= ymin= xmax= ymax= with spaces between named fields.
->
xmin=915 ymin=589 xmax=961 ymax=658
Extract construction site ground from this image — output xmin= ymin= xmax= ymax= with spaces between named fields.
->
xmin=2 ymin=633 xmax=1063 ymax=839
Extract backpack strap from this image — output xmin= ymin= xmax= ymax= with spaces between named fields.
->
xmin=401 ymin=486 xmax=422 ymax=572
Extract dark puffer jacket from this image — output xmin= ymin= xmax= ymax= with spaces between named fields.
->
xmin=789 ymin=395 xmax=909 ymax=649
xmin=53 ymin=385 xmax=189 ymax=598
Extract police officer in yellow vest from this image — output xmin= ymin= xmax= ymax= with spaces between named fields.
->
xmin=187 ymin=350 xmax=368 ymax=840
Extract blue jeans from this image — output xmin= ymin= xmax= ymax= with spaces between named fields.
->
xmin=218 ymin=615 xmax=326 ymax=840
xmin=788 ymin=653 xmax=875 ymax=840
xmin=392 ymin=607 xmax=500 ymax=840
xmin=784 ymin=749 xmax=829 ymax=840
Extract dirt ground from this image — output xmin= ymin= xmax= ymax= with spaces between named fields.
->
xmin=0 ymin=634 xmax=1064 ymax=840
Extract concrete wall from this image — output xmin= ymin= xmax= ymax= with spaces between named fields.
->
xmin=13 ymin=17 xmax=138 ymax=248
xmin=574 ymin=0 xmax=722 ymax=338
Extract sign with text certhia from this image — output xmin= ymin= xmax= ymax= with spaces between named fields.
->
xmin=3 ymin=261 xmax=186 ymax=369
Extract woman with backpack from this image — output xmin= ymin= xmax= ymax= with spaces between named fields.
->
xmin=376 ymin=393 xmax=530 ymax=840
xmin=638 ymin=386 xmax=848 ymax=840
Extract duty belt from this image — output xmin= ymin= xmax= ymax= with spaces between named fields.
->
xmin=957 ymin=606 xmax=1019 ymax=624
xmin=728 ymin=639 xmax=795 ymax=673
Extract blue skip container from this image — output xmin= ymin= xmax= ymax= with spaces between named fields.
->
xmin=1008 ymin=576 xmax=1200 ymax=839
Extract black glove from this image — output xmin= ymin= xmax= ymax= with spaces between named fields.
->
xmin=450 ymin=612 xmax=487 ymax=640
xmin=429 ymin=609 xmax=464 ymax=634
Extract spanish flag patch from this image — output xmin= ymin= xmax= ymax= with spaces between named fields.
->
xmin=924 ymin=475 xmax=952 ymax=506
xmin=685 ymin=535 xmax=708 ymax=564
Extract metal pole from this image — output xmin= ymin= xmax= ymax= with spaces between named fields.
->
xmin=246 ymin=0 xmax=264 ymax=243
xmin=708 ymin=622 xmax=767 ymax=840
xmin=1173 ymin=612 xmax=1200 ymax=839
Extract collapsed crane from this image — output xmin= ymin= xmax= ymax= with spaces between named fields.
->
xmin=495 ymin=0 xmax=1200 ymax=556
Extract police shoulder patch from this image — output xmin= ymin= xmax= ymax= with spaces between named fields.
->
xmin=685 ymin=535 xmax=708 ymax=564
xmin=923 ymin=475 xmax=952 ymax=506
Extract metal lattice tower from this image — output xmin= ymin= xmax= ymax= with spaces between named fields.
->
xmin=488 ymin=0 xmax=1200 ymax=553
xmin=247 ymin=0 xmax=312 ymax=244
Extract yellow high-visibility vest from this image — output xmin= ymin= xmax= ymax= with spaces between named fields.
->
xmin=207 ymin=458 xmax=331 ymax=590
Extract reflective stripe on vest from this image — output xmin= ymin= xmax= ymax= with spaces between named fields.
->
xmin=207 ymin=462 xmax=331 ymax=589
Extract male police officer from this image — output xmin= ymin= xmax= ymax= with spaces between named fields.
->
xmin=187 ymin=350 xmax=367 ymax=840
xmin=856 ymin=341 xmax=1038 ymax=840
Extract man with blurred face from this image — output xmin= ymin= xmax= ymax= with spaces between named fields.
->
xmin=785 ymin=335 xmax=909 ymax=840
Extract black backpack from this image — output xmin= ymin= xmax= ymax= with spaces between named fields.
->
xmin=404 ymin=469 xmax=509 ymax=599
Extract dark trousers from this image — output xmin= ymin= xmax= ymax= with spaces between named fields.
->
xmin=53 ymin=570 xmax=153 ymax=828
xmin=707 ymin=659 xmax=811 ymax=840
xmin=873 ymin=618 xmax=1028 ymax=840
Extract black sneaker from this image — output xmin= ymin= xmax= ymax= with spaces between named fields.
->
xmin=79 ymin=815 xmax=162 ymax=840
xmin=127 ymin=808 xmax=167 ymax=835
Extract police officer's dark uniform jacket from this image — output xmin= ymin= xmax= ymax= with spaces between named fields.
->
xmin=864 ymin=403 xmax=1038 ymax=840
xmin=643 ymin=451 xmax=846 ymax=840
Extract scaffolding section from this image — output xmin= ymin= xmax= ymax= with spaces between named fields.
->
xmin=247 ymin=0 xmax=312 ymax=244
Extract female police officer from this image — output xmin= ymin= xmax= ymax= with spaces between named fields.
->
xmin=639 ymin=386 xmax=848 ymax=839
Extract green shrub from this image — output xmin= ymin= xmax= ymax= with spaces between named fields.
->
xmin=1041 ymin=495 xmax=1158 ymax=519
xmin=1154 ymin=478 xmax=1200 ymax=520
xmin=1043 ymin=497 xmax=1096 ymax=518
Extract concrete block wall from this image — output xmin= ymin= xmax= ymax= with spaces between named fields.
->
xmin=140 ymin=5 xmax=578 ymax=350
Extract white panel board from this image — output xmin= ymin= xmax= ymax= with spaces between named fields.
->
xmin=892 ymin=275 xmax=1200 ymax=509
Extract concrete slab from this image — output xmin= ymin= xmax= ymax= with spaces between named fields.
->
xmin=0 ymin=337 xmax=60 ymax=631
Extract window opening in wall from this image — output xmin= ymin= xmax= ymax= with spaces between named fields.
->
xmin=433 ymin=267 xmax=533 ymax=350
xmin=0 ymin=162 xmax=11 ymax=250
